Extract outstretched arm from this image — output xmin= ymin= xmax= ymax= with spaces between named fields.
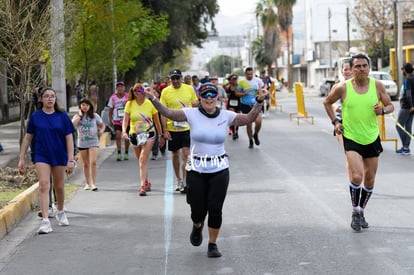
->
xmin=144 ymin=85 xmax=187 ymax=122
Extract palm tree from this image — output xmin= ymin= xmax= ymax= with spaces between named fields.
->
xmin=252 ymin=36 xmax=266 ymax=70
xmin=274 ymin=0 xmax=296 ymax=89
xmin=255 ymin=0 xmax=280 ymax=77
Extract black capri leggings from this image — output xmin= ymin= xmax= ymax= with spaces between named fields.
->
xmin=186 ymin=169 xmax=230 ymax=229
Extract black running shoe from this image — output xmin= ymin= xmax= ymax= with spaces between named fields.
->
xmin=360 ymin=212 xmax=369 ymax=228
xmin=351 ymin=212 xmax=361 ymax=232
xmin=190 ymin=223 xmax=204 ymax=246
xmin=248 ymin=139 xmax=254 ymax=149
xmin=253 ymin=133 xmax=260 ymax=145
xmin=207 ymin=243 xmax=222 ymax=258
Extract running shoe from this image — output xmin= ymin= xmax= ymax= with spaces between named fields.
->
xmin=38 ymin=219 xmax=53 ymax=234
xmin=56 ymin=210 xmax=69 ymax=226
xmin=360 ymin=211 xmax=369 ymax=228
xmin=37 ymin=207 xmax=55 ymax=218
xmin=84 ymin=185 xmax=90 ymax=190
xmin=396 ymin=147 xmax=411 ymax=155
xmin=151 ymin=154 xmax=158 ymax=160
xmin=144 ymin=180 xmax=151 ymax=192
xmin=190 ymin=222 xmax=204 ymax=246
xmin=139 ymin=186 xmax=147 ymax=196
xmin=350 ymin=212 xmax=361 ymax=232
xmin=228 ymin=129 xmax=233 ymax=135
xmin=248 ymin=139 xmax=254 ymax=149
xmin=174 ymin=179 xmax=183 ymax=191
xmin=91 ymin=185 xmax=98 ymax=191
xmin=124 ymin=153 xmax=129 ymax=160
xmin=253 ymin=133 xmax=260 ymax=145
xmin=207 ymin=243 xmax=222 ymax=258
xmin=116 ymin=153 xmax=122 ymax=161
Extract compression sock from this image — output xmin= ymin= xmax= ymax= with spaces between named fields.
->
xmin=349 ymin=183 xmax=361 ymax=211
xmin=359 ymin=186 xmax=373 ymax=209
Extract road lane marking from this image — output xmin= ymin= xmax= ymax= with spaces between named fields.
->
xmin=164 ymin=159 xmax=174 ymax=275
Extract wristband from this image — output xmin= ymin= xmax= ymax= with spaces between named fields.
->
xmin=382 ymin=108 xmax=386 ymax=115
xmin=68 ymin=160 xmax=77 ymax=164
xmin=331 ymin=118 xmax=339 ymax=125
xmin=255 ymin=96 xmax=264 ymax=104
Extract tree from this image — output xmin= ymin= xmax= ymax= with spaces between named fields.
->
xmin=275 ymin=0 xmax=296 ymax=88
xmin=252 ymin=36 xmax=266 ymax=70
xmin=0 ymin=0 xmax=51 ymax=145
xmin=130 ymin=0 xmax=219 ymax=81
xmin=205 ymin=55 xmax=242 ymax=76
xmin=255 ymin=0 xmax=280 ymax=77
xmin=65 ymin=0 xmax=169 ymax=112
xmin=353 ymin=0 xmax=393 ymax=69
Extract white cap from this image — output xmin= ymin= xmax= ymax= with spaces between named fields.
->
xmin=205 ymin=72 xmax=210 ymax=76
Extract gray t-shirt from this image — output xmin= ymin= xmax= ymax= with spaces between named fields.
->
xmin=74 ymin=113 xmax=103 ymax=148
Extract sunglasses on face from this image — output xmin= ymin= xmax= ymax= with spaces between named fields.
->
xmin=200 ymin=92 xmax=218 ymax=99
xmin=134 ymin=87 xmax=145 ymax=94
xmin=171 ymin=76 xmax=181 ymax=81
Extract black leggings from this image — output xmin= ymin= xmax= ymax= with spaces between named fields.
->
xmin=186 ymin=169 xmax=229 ymax=229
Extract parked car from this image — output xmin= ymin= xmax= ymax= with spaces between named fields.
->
xmin=319 ymin=79 xmax=336 ymax=96
xmin=368 ymin=71 xmax=398 ymax=100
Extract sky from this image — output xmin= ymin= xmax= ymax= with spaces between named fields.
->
xmin=215 ymin=0 xmax=257 ymax=36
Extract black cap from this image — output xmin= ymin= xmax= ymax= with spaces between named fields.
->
xmin=169 ymin=69 xmax=182 ymax=77
xmin=199 ymin=83 xmax=218 ymax=95
xmin=401 ymin=62 xmax=413 ymax=74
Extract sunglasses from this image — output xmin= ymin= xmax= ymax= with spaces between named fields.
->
xmin=171 ymin=76 xmax=181 ymax=80
xmin=134 ymin=87 xmax=145 ymax=94
xmin=200 ymin=92 xmax=218 ymax=99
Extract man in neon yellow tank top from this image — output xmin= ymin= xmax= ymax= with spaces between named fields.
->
xmin=323 ymin=53 xmax=394 ymax=232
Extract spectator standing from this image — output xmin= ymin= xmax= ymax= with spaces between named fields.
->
xmin=160 ymin=69 xmax=198 ymax=193
xmin=72 ymin=98 xmax=105 ymax=191
xmin=66 ymin=79 xmax=72 ymax=112
xmin=395 ymin=62 xmax=414 ymax=155
xmin=18 ymin=87 xmax=75 ymax=234
xmin=108 ymin=81 xmax=130 ymax=161
xmin=88 ymin=79 xmax=99 ymax=109
xmin=75 ymin=80 xmax=85 ymax=105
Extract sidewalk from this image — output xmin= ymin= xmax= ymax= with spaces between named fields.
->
xmin=0 ymin=106 xmax=113 ymax=240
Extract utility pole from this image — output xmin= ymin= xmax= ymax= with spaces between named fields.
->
xmin=346 ymin=7 xmax=350 ymax=51
xmin=110 ymin=0 xmax=117 ymax=92
xmin=51 ymin=0 xmax=66 ymax=107
xmin=328 ymin=8 xmax=333 ymax=77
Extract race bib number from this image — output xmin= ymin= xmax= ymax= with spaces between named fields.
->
xmin=173 ymin=121 xmax=189 ymax=128
xmin=229 ymin=99 xmax=239 ymax=107
xmin=117 ymin=108 xmax=125 ymax=118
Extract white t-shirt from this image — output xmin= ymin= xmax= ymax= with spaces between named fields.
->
xmin=182 ymin=107 xmax=237 ymax=173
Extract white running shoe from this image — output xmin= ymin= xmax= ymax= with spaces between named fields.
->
xmin=56 ymin=210 xmax=69 ymax=226
xmin=38 ymin=219 xmax=53 ymax=234
xmin=174 ymin=179 xmax=183 ymax=191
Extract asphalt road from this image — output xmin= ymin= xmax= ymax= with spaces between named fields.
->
xmin=1 ymin=91 xmax=413 ymax=275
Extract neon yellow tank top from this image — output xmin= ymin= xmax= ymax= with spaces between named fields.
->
xmin=342 ymin=78 xmax=379 ymax=145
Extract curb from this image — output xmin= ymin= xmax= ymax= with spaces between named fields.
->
xmin=0 ymin=131 xmax=113 ymax=240
xmin=0 ymin=183 xmax=39 ymax=240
